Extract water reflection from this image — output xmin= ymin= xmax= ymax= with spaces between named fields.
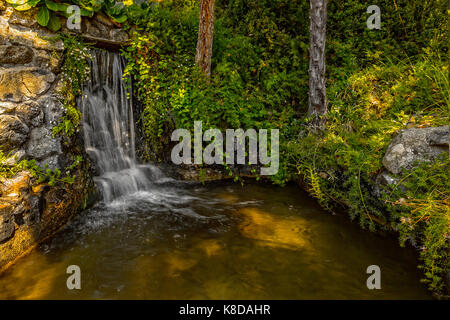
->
xmin=0 ymin=183 xmax=430 ymax=299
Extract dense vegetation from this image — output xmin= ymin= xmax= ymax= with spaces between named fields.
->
xmin=123 ymin=0 xmax=449 ymax=296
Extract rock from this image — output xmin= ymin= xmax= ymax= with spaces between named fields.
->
xmin=7 ymin=7 xmax=38 ymax=28
xmin=0 ymin=171 xmax=31 ymax=196
xmin=0 ymin=67 xmax=55 ymax=102
xmin=40 ymin=95 xmax=64 ymax=126
xmin=26 ymin=126 xmax=61 ymax=160
xmin=0 ymin=202 xmax=14 ymax=242
xmin=15 ymin=100 xmax=43 ymax=127
xmin=39 ymin=154 xmax=60 ymax=171
xmin=84 ymin=19 xmax=103 ymax=38
xmin=0 ymin=15 xmax=64 ymax=51
xmin=0 ymin=101 xmax=16 ymax=114
xmin=428 ymin=125 xmax=449 ymax=147
xmin=0 ymin=44 xmax=33 ymax=64
xmin=12 ymin=194 xmax=40 ymax=226
xmin=109 ymin=29 xmax=128 ymax=43
xmin=383 ymin=126 xmax=449 ymax=174
xmin=0 ymin=114 xmax=29 ymax=152
xmin=65 ymin=16 xmax=128 ymax=48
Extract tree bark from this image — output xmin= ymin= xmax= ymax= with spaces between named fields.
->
xmin=308 ymin=0 xmax=328 ymax=122
xmin=195 ymin=0 xmax=215 ymax=76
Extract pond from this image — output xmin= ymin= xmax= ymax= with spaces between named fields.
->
xmin=0 ymin=180 xmax=430 ymax=299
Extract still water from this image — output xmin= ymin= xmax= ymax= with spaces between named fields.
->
xmin=0 ymin=180 xmax=429 ymax=299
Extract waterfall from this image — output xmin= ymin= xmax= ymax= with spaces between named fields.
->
xmin=81 ymin=50 xmax=152 ymax=203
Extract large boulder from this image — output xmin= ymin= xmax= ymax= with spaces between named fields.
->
xmin=383 ymin=126 xmax=449 ymax=174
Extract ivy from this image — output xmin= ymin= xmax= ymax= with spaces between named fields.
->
xmin=52 ymin=34 xmax=91 ymax=138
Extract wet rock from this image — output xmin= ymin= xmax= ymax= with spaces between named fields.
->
xmin=0 ymin=114 xmax=29 ymax=152
xmin=65 ymin=15 xmax=128 ymax=48
xmin=34 ymin=50 xmax=62 ymax=73
xmin=15 ymin=101 xmax=43 ymax=127
xmin=84 ymin=19 xmax=103 ymax=38
xmin=0 ymin=44 xmax=33 ymax=64
xmin=12 ymin=194 xmax=40 ymax=226
xmin=428 ymin=125 xmax=449 ymax=147
xmin=0 ymin=202 xmax=14 ymax=242
xmin=0 ymin=101 xmax=16 ymax=114
xmin=109 ymin=29 xmax=128 ymax=43
xmin=0 ymin=67 xmax=55 ymax=102
xmin=39 ymin=154 xmax=60 ymax=171
xmin=0 ymin=171 xmax=31 ymax=196
xmin=26 ymin=126 xmax=61 ymax=160
xmin=373 ymin=170 xmax=402 ymax=198
xmin=383 ymin=126 xmax=449 ymax=174
xmin=40 ymin=95 xmax=64 ymax=126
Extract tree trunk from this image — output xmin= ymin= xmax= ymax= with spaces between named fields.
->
xmin=308 ymin=0 xmax=328 ymax=122
xmin=195 ymin=0 xmax=215 ymax=76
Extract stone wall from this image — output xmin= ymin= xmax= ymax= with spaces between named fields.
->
xmin=0 ymin=2 xmax=125 ymax=271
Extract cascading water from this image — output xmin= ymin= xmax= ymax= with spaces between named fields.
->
xmin=81 ymin=50 xmax=153 ymax=202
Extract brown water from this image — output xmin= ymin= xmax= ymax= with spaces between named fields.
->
xmin=0 ymin=182 xmax=430 ymax=299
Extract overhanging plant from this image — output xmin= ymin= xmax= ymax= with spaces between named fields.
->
xmin=5 ymin=0 xmax=154 ymax=31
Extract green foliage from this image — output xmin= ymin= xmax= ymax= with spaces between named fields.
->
xmin=122 ymin=0 xmax=448 ymax=295
xmin=0 ymin=151 xmax=82 ymax=187
xmin=52 ymin=34 xmax=91 ymax=138
xmin=288 ymin=28 xmax=448 ymax=296
xmin=6 ymin=0 xmax=156 ymax=29
xmin=36 ymin=155 xmax=83 ymax=186
xmin=0 ymin=151 xmax=38 ymax=179
xmin=123 ymin=0 xmax=305 ymax=165
xmin=385 ymin=155 xmax=449 ymax=295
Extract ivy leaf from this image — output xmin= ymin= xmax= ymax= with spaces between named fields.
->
xmin=47 ymin=13 xmax=62 ymax=31
xmin=28 ymin=0 xmax=42 ymax=7
xmin=36 ymin=6 xmax=50 ymax=27
xmin=80 ymin=8 xmax=94 ymax=17
xmin=112 ymin=14 xmax=127 ymax=24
